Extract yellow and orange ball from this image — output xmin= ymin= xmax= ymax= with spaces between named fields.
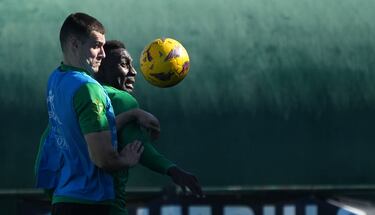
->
xmin=140 ymin=38 xmax=190 ymax=88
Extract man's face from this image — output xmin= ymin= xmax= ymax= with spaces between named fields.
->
xmin=77 ymin=31 xmax=106 ymax=74
xmin=108 ymin=48 xmax=137 ymax=92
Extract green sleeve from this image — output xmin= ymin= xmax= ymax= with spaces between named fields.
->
xmin=140 ymin=141 xmax=176 ymax=175
xmin=34 ymin=125 xmax=50 ymax=176
xmin=117 ymin=123 xmax=175 ymax=174
xmin=106 ymin=86 xmax=175 ymax=174
xmin=34 ymin=126 xmax=54 ymax=201
xmin=73 ymin=83 xmax=109 ymax=134
xmin=104 ymin=86 xmax=139 ymax=115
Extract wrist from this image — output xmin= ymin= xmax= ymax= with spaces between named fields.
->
xmin=167 ymin=166 xmax=179 ymax=176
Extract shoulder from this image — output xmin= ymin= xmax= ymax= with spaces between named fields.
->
xmin=74 ymin=83 xmax=108 ymax=113
xmin=107 ymin=87 xmax=137 ymax=103
xmin=69 ymin=72 xmax=101 ymax=87
xmin=49 ymin=69 xmax=99 ymax=91
xmin=103 ymin=86 xmax=139 ymax=114
xmin=73 ymin=83 xmax=110 ymax=134
xmin=77 ymin=82 xmax=105 ymax=98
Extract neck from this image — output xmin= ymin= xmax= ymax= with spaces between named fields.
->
xmin=63 ymin=54 xmax=78 ymax=68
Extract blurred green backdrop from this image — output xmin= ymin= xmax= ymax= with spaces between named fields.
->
xmin=1 ymin=0 xmax=375 ymax=189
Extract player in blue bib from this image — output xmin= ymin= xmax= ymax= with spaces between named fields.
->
xmin=35 ymin=13 xmax=161 ymax=215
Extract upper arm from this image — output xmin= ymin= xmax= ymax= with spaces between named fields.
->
xmin=84 ymin=130 xmax=115 ymax=169
xmin=74 ymin=83 xmax=109 ymax=134
xmin=74 ymin=83 xmax=115 ymax=168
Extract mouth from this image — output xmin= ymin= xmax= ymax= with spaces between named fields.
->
xmin=124 ymin=78 xmax=135 ymax=90
xmin=93 ymin=59 xmax=102 ymax=66
xmin=91 ymin=63 xmax=101 ymax=70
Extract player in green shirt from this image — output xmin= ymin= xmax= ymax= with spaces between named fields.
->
xmin=95 ymin=40 xmax=203 ymax=215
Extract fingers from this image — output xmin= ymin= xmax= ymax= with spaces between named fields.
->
xmin=150 ymin=130 xmax=160 ymax=141
xmin=184 ymin=176 xmax=204 ymax=197
xmin=137 ymin=145 xmax=144 ymax=154
xmin=140 ymin=125 xmax=161 ymax=141
xmin=144 ymin=114 xmax=160 ymax=131
xmin=189 ymin=182 xmax=204 ymax=197
xmin=124 ymin=140 xmax=143 ymax=154
xmin=174 ymin=173 xmax=204 ymax=198
xmin=120 ymin=140 xmax=144 ymax=167
xmin=138 ymin=111 xmax=161 ymax=132
xmin=147 ymin=123 xmax=160 ymax=132
xmin=179 ymin=182 xmax=203 ymax=198
xmin=180 ymin=185 xmax=187 ymax=195
xmin=129 ymin=140 xmax=143 ymax=153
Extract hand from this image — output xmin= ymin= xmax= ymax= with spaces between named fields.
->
xmin=119 ymin=140 xmax=144 ymax=167
xmin=136 ymin=109 xmax=160 ymax=140
xmin=167 ymin=166 xmax=204 ymax=197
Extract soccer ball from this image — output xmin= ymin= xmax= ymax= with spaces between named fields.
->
xmin=140 ymin=38 xmax=190 ymax=88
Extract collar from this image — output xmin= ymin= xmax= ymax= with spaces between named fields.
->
xmin=59 ymin=62 xmax=91 ymax=76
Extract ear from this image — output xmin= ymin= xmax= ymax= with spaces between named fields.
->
xmin=64 ymin=34 xmax=79 ymax=52
xmin=71 ymin=37 xmax=80 ymax=51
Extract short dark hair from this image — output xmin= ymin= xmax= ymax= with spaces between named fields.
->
xmin=103 ymin=40 xmax=126 ymax=53
xmin=59 ymin=12 xmax=105 ymax=51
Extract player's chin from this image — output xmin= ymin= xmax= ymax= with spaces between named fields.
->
xmin=91 ymin=65 xmax=100 ymax=73
xmin=124 ymin=84 xmax=134 ymax=92
xmin=92 ymin=61 xmax=102 ymax=70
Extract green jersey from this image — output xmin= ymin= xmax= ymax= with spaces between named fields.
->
xmin=104 ymin=86 xmax=175 ymax=215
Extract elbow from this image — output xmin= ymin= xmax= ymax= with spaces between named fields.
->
xmin=89 ymin=155 xmax=113 ymax=171
xmin=93 ymin=155 xmax=128 ymax=172
xmin=95 ymin=159 xmax=116 ymax=172
xmin=95 ymin=160 xmax=108 ymax=170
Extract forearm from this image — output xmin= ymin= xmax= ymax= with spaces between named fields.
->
xmin=166 ymin=166 xmax=180 ymax=176
xmin=85 ymin=131 xmax=131 ymax=171
xmin=140 ymin=142 xmax=175 ymax=174
xmin=115 ymin=108 xmax=141 ymax=131
xmin=100 ymin=151 xmax=131 ymax=172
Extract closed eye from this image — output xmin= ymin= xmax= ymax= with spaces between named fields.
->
xmin=93 ymin=42 xmax=104 ymax=49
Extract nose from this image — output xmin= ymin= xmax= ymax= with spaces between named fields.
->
xmin=99 ymin=46 xmax=106 ymax=59
xmin=130 ymin=67 xmax=137 ymax=76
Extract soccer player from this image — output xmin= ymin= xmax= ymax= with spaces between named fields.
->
xmin=35 ymin=13 xmax=160 ymax=215
xmin=94 ymin=40 xmax=203 ymax=215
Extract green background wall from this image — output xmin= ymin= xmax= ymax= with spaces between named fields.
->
xmin=1 ymin=0 xmax=375 ymax=189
